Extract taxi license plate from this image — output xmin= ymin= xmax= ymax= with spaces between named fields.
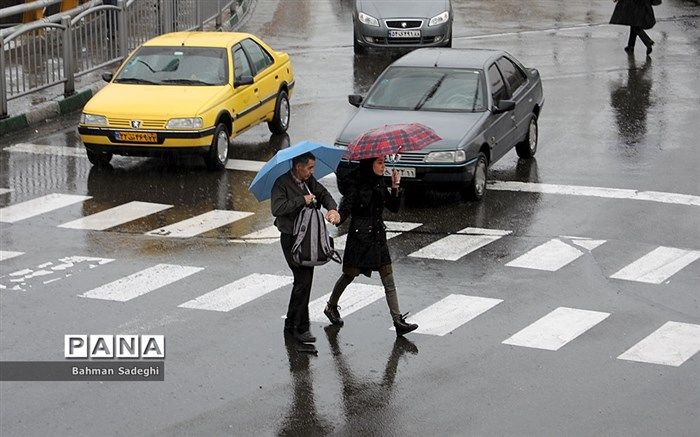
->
xmin=384 ymin=167 xmax=416 ymax=178
xmin=115 ymin=131 xmax=157 ymax=143
xmin=389 ymin=30 xmax=421 ymax=38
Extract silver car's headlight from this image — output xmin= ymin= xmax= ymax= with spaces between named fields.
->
xmin=358 ymin=12 xmax=379 ymax=27
xmin=80 ymin=113 xmax=107 ymax=126
xmin=166 ymin=117 xmax=203 ymax=129
xmin=455 ymin=150 xmax=467 ymax=163
xmin=425 ymin=151 xmax=456 ymax=163
xmin=429 ymin=11 xmax=449 ymax=26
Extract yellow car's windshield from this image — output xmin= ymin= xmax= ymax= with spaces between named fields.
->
xmin=115 ymin=46 xmax=228 ymax=86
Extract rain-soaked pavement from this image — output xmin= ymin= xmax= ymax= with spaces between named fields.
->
xmin=1 ymin=0 xmax=699 ymax=435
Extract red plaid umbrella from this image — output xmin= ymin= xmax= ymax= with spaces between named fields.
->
xmin=344 ymin=123 xmax=442 ymax=161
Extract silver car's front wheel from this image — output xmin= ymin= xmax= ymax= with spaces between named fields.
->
xmin=516 ymin=114 xmax=538 ymax=159
xmin=462 ymin=152 xmax=488 ymax=201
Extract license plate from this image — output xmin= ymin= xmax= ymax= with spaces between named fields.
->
xmin=384 ymin=167 xmax=416 ymax=178
xmin=389 ymin=30 xmax=421 ymax=38
xmin=115 ymin=131 xmax=157 ymax=143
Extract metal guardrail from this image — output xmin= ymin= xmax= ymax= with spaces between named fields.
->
xmin=1 ymin=0 xmax=248 ymax=118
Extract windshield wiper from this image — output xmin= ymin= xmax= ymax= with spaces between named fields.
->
xmin=114 ymin=77 xmax=160 ymax=85
xmin=414 ymin=74 xmax=446 ymax=110
xmin=161 ymin=78 xmax=215 ymax=85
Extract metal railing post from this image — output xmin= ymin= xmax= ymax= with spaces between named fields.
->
xmin=196 ymin=0 xmax=203 ymax=31
xmin=1 ymin=34 xmax=8 ymax=119
xmin=162 ymin=0 xmax=173 ymax=33
xmin=62 ymin=15 xmax=75 ymax=97
xmin=216 ymin=0 xmax=222 ymax=29
xmin=118 ymin=0 xmax=128 ymax=57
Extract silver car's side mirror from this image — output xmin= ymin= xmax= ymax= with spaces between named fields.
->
xmin=493 ymin=99 xmax=515 ymax=114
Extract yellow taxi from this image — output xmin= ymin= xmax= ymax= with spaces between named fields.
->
xmin=78 ymin=32 xmax=294 ymax=169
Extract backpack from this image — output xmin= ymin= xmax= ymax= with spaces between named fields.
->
xmin=292 ymin=205 xmax=342 ymax=267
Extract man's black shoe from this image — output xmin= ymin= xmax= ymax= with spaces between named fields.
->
xmin=295 ymin=342 xmax=318 ymax=354
xmin=323 ymin=303 xmax=344 ymax=326
xmin=295 ymin=331 xmax=316 ymax=343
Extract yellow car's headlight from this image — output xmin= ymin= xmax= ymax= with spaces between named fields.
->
xmin=80 ymin=113 xmax=107 ymax=126
xmin=166 ymin=117 xmax=203 ymax=129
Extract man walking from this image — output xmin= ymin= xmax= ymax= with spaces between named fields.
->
xmin=271 ymin=152 xmax=340 ymax=351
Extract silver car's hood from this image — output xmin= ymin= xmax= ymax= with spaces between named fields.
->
xmin=336 ymin=108 xmax=486 ymax=151
xmin=358 ymin=0 xmax=448 ymax=19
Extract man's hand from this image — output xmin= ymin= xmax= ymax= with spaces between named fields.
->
xmin=325 ymin=209 xmax=340 ymax=224
xmin=303 ymin=194 xmax=316 ymax=205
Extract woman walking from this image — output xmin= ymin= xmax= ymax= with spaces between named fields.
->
xmin=610 ymin=0 xmax=657 ymax=56
xmin=323 ymin=156 xmax=418 ymax=336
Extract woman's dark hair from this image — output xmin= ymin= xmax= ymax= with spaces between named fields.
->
xmin=292 ymin=152 xmax=316 ymax=167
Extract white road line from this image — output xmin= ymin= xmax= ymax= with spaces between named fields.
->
xmin=229 ymin=225 xmax=280 ymax=244
xmin=0 ymin=188 xmax=12 ymax=195
xmin=0 ymin=251 xmax=25 ymax=261
xmin=0 ymin=193 xmax=92 ymax=223
xmin=308 ymin=283 xmax=385 ymax=323
xmin=179 ymin=273 xmax=293 ymax=312
xmin=618 ymin=321 xmax=700 ymax=367
xmin=569 ymin=238 xmax=607 ymax=251
xmin=1 ymin=256 xmax=113 ymax=292
xmin=145 ymin=210 xmax=253 ymax=238
xmin=610 ymin=246 xmax=700 ymax=284
xmin=334 ymin=221 xmax=422 ymax=251
xmin=398 ymin=294 xmax=503 ymax=336
xmin=5 ymin=143 xmax=87 ymax=157
xmin=502 ymin=307 xmax=610 ymax=351
xmin=408 ymin=227 xmax=511 ymax=261
xmin=79 ymin=264 xmax=203 ymax=301
xmin=488 ymin=181 xmax=700 ymax=207
xmin=506 ymin=239 xmax=584 ymax=271
xmin=58 ymin=201 xmax=172 ymax=230
xmin=225 ymin=159 xmax=265 ymax=172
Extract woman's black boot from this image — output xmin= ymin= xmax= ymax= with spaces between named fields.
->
xmin=392 ymin=312 xmax=418 ymax=336
xmin=324 ymin=303 xmax=344 ymax=326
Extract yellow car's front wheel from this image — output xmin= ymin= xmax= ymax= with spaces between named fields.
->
xmin=87 ymin=149 xmax=113 ymax=167
xmin=205 ymin=123 xmax=230 ymax=170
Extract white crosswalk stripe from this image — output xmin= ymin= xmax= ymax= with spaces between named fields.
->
xmin=334 ymin=221 xmax=422 ymax=250
xmin=0 ymin=193 xmax=92 ymax=223
xmin=179 ymin=273 xmax=293 ymax=312
xmin=502 ymin=307 xmax=610 ymax=351
xmin=0 ymin=188 xmax=12 ymax=195
xmin=58 ymin=201 xmax=173 ymax=230
xmin=225 ymin=159 xmax=265 ymax=172
xmin=230 ymin=225 xmax=280 ymax=244
xmin=408 ymin=227 xmax=511 ymax=261
xmin=618 ymin=321 xmax=700 ymax=367
xmin=308 ymin=283 xmax=385 ymax=323
xmin=505 ymin=238 xmax=606 ymax=271
xmin=396 ymin=294 xmax=503 ymax=336
xmin=0 ymin=251 xmax=24 ymax=261
xmin=5 ymin=143 xmax=86 ymax=158
xmin=145 ymin=210 xmax=253 ymax=238
xmin=79 ymin=264 xmax=203 ymax=301
xmin=610 ymin=246 xmax=700 ymax=284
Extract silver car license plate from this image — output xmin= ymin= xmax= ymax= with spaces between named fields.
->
xmin=384 ymin=167 xmax=416 ymax=178
xmin=389 ymin=30 xmax=420 ymax=38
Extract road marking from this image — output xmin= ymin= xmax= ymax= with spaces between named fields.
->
xmin=610 ymin=246 xmax=700 ymax=284
xmin=502 ymin=307 xmax=610 ymax=351
xmin=145 ymin=210 xmax=253 ymax=238
xmin=1 ymin=256 xmax=113 ymax=291
xmin=5 ymin=143 xmax=87 ymax=157
xmin=0 ymin=188 xmax=12 ymax=195
xmin=58 ymin=201 xmax=172 ymax=230
xmin=0 ymin=193 xmax=92 ymax=223
xmin=408 ymin=227 xmax=511 ymax=261
xmin=488 ymin=181 xmax=700 ymax=207
xmin=396 ymin=294 xmax=503 ymax=336
xmin=308 ymin=283 xmax=385 ymax=323
xmin=229 ymin=225 xmax=280 ymax=244
xmin=179 ymin=273 xmax=293 ymax=312
xmin=618 ymin=321 xmax=700 ymax=367
xmin=568 ymin=237 xmax=607 ymax=251
xmin=225 ymin=159 xmax=265 ymax=172
xmin=0 ymin=251 xmax=25 ymax=261
xmin=334 ymin=221 xmax=422 ymax=251
xmin=79 ymin=264 xmax=204 ymax=301
xmin=506 ymin=238 xmax=588 ymax=271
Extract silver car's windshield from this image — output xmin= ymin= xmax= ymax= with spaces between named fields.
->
xmin=115 ymin=46 xmax=228 ymax=86
xmin=364 ymin=67 xmax=485 ymax=112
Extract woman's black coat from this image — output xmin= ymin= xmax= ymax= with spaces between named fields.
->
xmin=337 ymin=172 xmax=401 ymax=274
xmin=610 ymin=0 xmax=656 ymax=29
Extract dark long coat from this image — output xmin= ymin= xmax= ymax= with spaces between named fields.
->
xmin=610 ymin=0 xmax=656 ymax=29
xmin=337 ymin=173 xmax=401 ymax=274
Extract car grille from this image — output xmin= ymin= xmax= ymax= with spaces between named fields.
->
xmin=387 ymin=37 xmax=422 ymax=45
xmin=108 ymin=118 xmax=167 ymax=129
xmin=385 ymin=20 xmax=423 ymax=29
xmin=397 ymin=152 xmax=426 ymax=163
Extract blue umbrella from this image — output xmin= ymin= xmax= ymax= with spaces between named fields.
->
xmin=249 ymin=141 xmax=346 ymax=201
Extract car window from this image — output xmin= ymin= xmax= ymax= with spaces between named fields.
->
xmin=233 ymin=46 xmax=253 ymax=81
xmin=496 ymin=57 xmax=527 ymax=94
xmin=364 ymin=67 xmax=485 ymax=112
xmin=487 ymin=64 xmax=508 ymax=103
xmin=240 ymin=39 xmax=273 ymax=75
xmin=115 ymin=46 xmax=228 ymax=85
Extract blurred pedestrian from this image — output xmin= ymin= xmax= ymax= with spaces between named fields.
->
xmin=324 ymin=157 xmax=418 ymax=336
xmin=271 ymin=152 xmax=340 ymax=348
xmin=610 ymin=0 xmax=657 ymax=56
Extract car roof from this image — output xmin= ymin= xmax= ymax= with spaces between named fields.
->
xmin=142 ymin=32 xmax=255 ymax=48
xmin=391 ymin=48 xmax=507 ymax=69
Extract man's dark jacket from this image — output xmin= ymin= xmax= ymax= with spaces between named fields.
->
xmin=271 ymin=171 xmax=337 ymax=234
xmin=610 ymin=0 xmax=656 ymax=29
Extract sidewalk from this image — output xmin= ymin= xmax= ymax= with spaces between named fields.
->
xmin=0 ymin=0 xmax=255 ymax=137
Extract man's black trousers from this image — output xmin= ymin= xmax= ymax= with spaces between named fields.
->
xmin=280 ymin=233 xmax=314 ymax=334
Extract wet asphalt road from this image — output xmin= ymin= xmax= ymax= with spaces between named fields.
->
xmin=1 ymin=0 xmax=699 ymax=435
